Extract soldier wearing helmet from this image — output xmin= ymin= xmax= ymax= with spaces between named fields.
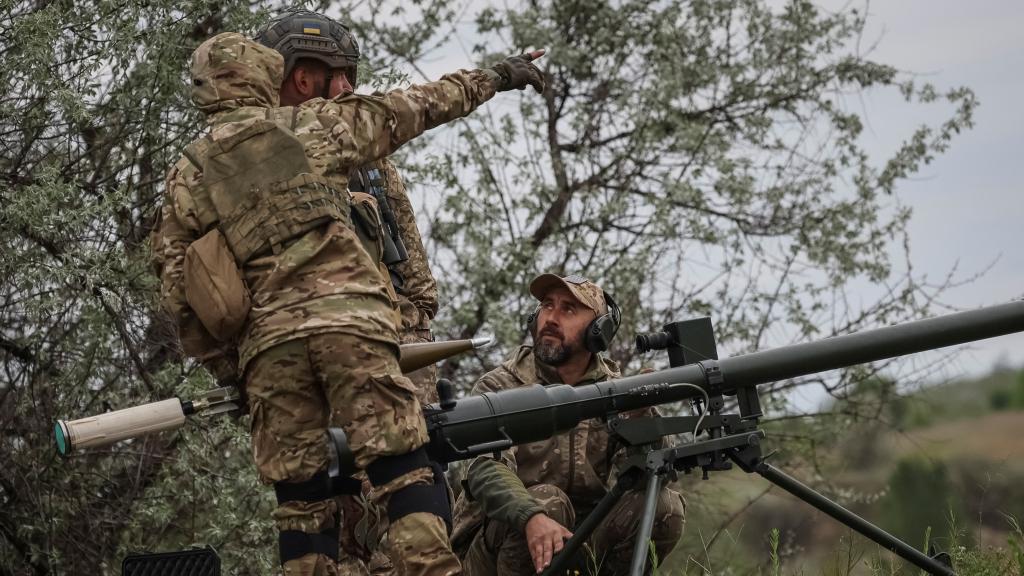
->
xmin=256 ymin=10 xmax=443 ymax=406
xmin=450 ymin=274 xmax=686 ymax=576
xmin=256 ymin=9 xmax=361 ymax=102
xmin=255 ymin=10 xmax=448 ymax=573
xmin=151 ymin=26 xmax=544 ymax=576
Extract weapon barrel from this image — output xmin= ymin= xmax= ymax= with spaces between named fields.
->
xmin=55 ymin=399 xmax=187 ymax=456
xmin=399 ymin=336 xmax=493 ymax=374
xmin=603 ymin=299 xmax=1024 ymax=409
xmin=415 ymin=300 xmax=1024 ymax=465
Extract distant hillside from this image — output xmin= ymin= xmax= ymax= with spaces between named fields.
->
xmin=895 ymin=367 xmax=1024 ymax=429
xmin=660 ymin=367 xmax=1024 ymax=575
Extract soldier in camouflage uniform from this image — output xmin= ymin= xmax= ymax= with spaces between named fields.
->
xmin=151 ymin=31 xmax=543 ymax=576
xmin=252 ymin=13 xmax=440 ymax=573
xmin=451 ymin=275 xmax=686 ymax=576
xmin=255 ymin=10 xmax=440 ymax=407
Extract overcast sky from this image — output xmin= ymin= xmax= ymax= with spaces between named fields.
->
xmin=836 ymin=0 xmax=1024 ymax=376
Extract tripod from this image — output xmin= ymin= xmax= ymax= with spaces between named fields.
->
xmin=541 ymin=413 xmax=955 ymax=576
xmin=542 ymin=317 xmax=956 ymax=576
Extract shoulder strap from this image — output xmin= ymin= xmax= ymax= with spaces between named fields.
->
xmin=265 ymin=106 xmax=299 ymax=130
xmin=181 ymin=134 xmax=212 ymax=171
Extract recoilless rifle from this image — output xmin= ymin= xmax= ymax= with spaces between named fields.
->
xmin=323 ymin=300 xmax=1024 ymax=576
xmin=56 ymin=302 xmax=1024 ymax=575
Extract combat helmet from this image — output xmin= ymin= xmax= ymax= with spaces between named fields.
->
xmin=255 ymin=9 xmax=360 ymax=83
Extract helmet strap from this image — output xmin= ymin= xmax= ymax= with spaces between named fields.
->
xmin=322 ymin=69 xmax=333 ymax=99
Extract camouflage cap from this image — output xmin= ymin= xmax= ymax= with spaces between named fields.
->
xmin=190 ymin=32 xmax=283 ymax=114
xmin=529 ymin=274 xmax=607 ymax=316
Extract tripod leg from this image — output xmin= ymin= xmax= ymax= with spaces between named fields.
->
xmin=628 ymin=471 xmax=663 ymax=576
xmin=541 ymin=469 xmax=639 ymax=576
xmin=753 ymin=460 xmax=955 ymax=576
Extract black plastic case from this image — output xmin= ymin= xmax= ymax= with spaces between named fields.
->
xmin=122 ymin=546 xmax=220 ymax=576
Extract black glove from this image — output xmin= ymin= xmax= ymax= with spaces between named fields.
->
xmin=487 ymin=50 xmax=546 ymax=94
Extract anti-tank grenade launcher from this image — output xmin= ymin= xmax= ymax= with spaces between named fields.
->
xmin=54 ymin=336 xmax=493 ymax=456
xmin=325 ymin=300 xmax=1024 ymax=576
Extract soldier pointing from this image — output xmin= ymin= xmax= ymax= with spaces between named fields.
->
xmin=255 ymin=10 xmax=444 ymax=412
xmin=151 ymin=29 xmax=543 ymax=576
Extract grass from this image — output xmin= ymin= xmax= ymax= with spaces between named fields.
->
xmin=654 ymin=514 xmax=1024 ymax=576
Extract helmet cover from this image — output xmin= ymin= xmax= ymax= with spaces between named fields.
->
xmin=255 ymin=9 xmax=359 ymax=83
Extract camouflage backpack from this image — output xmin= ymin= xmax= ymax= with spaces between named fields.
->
xmin=180 ymin=107 xmax=354 ymax=341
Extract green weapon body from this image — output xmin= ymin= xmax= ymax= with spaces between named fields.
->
xmin=324 ymin=301 xmax=1024 ymax=576
xmin=398 ymin=301 xmax=1024 ymax=468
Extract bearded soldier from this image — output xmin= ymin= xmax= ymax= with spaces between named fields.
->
xmin=151 ymin=31 xmax=543 ymax=576
xmin=451 ymin=275 xmax=685 ymax=575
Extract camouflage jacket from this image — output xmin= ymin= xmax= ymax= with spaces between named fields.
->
xmin=151 ymin=33 xmax=494 ymax=375
xmin=452 ymin=346 xmax=644 ymax=548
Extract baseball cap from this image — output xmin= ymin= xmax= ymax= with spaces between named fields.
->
xmin=529 ymin=274 xmax=607 ymax=315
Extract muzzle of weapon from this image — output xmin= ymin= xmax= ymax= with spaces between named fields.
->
xmin=54 ymin=336 xmax=493 ymax=456
xmin=326 ymin=300 xmax=1024 ymax=476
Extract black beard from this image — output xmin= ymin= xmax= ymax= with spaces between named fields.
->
xmin=535 ymin=340 xmax=572 ymax=366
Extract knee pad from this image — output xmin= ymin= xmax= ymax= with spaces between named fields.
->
xmin=274 ymin=470 xmax=333 ymax=504
xmin=274 ymin=469 xmax=361 ymax=503
xmin=279 ymin=528 xmax=340 ymax=564
xmin=274 ymin=471 xmax=342 ymax=564
xmin=386 ymin=462 xmax=452 ymax=533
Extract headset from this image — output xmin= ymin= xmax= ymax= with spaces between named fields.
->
xmin=527 ymin=287 xmax=621 ymax=354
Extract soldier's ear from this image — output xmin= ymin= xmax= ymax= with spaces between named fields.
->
xmin=292 ymin=68 xmax=311 ymax=97
xmin=288 ymin=64 xmax=318 ymax=98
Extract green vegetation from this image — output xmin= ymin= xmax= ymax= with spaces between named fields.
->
xmin=893 ymin=368 xmax=1024 ymax=429
xmin=983 ymin=366 xmax=1024 ymax=411
xmin=877 ymin=458 xmax=970 ymax=549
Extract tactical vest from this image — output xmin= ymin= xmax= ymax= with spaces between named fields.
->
xmin=183 ymin=107 xmax=352 ymax=264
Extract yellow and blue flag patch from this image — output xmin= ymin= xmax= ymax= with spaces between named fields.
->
xmin=302 ymin=22 xmax=322 ymax=35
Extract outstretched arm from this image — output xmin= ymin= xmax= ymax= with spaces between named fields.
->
xmin=313 ymin=68 xmax=497 ymax=167
xmin=313 ymin=50 xmax=546 ymax=167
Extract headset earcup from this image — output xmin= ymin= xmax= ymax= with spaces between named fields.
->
xmin=585 ymin=316 xmax=611 ymax=353
xmin=584 ymin=291 xmax=622 ymax=353
xmin=526 ymin=310 xmax=539 ymax=337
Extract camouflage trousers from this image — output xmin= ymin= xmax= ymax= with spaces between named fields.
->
xmin=333 ymin=325 xmax=439 ymax=576
xmin=462 ymin=484 xmax=685 ymax=576
xmin=246 ymin=333 xmax=460 ymax=576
